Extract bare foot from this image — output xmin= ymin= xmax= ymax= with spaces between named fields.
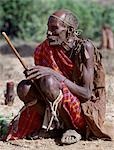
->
xmin=61 ymin=129 xmax=81 ymax=145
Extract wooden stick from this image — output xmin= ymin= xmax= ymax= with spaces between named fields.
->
xmin=2 ymin=32 xmax=46 ymax=100
xmin=2 ymin=32 xmax=28 ymax=70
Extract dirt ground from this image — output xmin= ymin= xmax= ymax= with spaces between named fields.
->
xmin=0 ymin=42 xmax=114 ymax=150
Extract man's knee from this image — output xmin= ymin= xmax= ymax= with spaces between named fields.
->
xmin=17 ymin=80 xmax=36 ymax=104
xmin=39 ymin=75 xmax=61 ymax=101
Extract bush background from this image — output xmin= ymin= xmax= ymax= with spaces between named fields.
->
xmin=0 ymin=0 xmax=114 ymax=42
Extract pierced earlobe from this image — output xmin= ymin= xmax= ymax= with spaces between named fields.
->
xmin=75 ymin=29 xmax=82 ymax=36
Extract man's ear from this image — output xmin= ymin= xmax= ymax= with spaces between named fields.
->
xmin=67 ymin=26 xmax=74 ymax=37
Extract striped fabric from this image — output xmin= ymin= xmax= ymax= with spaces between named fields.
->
xmin=62 ymin=83 xmax=86 ymax=130
xmin=34 ymin=39 xmax=74 ymax=79
xmin=4 ymin=104 xmax=42 ymax=141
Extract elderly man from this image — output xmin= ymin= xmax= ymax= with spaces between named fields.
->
xmin=4 ymin=9 xmax=111 ymax=144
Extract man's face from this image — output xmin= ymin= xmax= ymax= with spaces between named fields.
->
xmin=47 ymin=17 xmax=67 ymax=46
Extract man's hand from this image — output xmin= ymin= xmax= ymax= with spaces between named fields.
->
xmin=24 ymin=65 xmax=66 ymax=82
xmin=24 ymin=65 xmax=52 ymax=80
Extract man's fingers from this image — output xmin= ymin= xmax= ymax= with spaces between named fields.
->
xmin=26 ymin=72 xmax=49 ymax=80
xmin=26 ymin=67 xmax=48 ymax=76
xmin=36 ymin=74 xmax=50 ymax=79
xmin=26 ymin=72 xmax=41 ymax=80
xmin=27 ymin=65 xmax=45 ymax=71
xmin=26 ymin=68 xmax=40 ymax=76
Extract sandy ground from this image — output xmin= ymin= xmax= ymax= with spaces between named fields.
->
xmin=0 ymin=43 xmax=114 ymax=150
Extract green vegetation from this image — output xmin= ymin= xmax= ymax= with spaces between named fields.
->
xmin=0 ymin=0 xmax=114 ymax=42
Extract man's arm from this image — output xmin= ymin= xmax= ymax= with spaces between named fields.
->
xmin=63 ymin=41 xmax=94 ymax=100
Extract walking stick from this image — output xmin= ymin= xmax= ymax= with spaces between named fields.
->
xmin=2 ymin=32 xmax=45 ymax=99
xmin=2 ymin=32 xmax=28 ymax=70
